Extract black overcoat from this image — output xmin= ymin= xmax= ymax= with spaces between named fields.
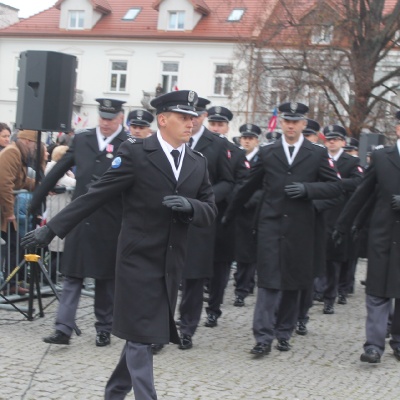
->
xmin=226 ymin=138 xmax=342 ymax=290
xmin=321 ymin=152 xmax=363 ymax=261
xmin=183 ymin=128 xmax=234 ymax=279
xmin=47 ymin=134 xmax=217 ymax=344
xmin=30 ymin=127 xmax=127 ymax=279
xmin=336 ymin=146 xmax=400 ymax=298
xmin=214 ymin=139 xmax=250 ymax=264
xmin=235 ymin=151 xmax=262 ymax=263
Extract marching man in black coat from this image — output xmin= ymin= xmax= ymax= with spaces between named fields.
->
xmin=224 ymin=102 xmax=342 ymax=356
xmin=30 ymin=98 xmax=127 ymax=347
xmin=333 ymin=111 xmax=400 ymax=364
xmin=320 ymin=124 xmax=363 ymax=314
xmin=22 ymin=90 xmax=217 ymax=400
xmin=178 ymin=97 xmax=234 ymax=350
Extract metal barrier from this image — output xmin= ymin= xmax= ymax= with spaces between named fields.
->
xmin=0 ymin=187 xmax=94 ymax=312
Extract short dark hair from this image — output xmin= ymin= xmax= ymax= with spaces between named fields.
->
xmin=0 ymin=122 xmax=11 ymax=134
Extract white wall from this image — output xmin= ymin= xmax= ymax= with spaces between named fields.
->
xmin=0 ymin=37 xmax=238 ymax=134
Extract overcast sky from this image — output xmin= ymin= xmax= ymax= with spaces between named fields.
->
xmin=2 ymin=0 xmax=57 ymax=18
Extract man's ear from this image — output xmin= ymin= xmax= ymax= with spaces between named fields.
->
xmin=157 ymin=113 xmax=167 ymax=127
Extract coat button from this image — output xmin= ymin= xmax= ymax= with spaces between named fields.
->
xmin=287 ymin=172 xmax=291 ymax=175
xmin=173 ymin=219 xmax=177 ymax=223
xmin=169 ymin=245 xmax=173 ymax=250
xmin=175 ymin=190 xmax=179 ymax=194
xmin=283 ymin=214 xmax=288 ymax=218
xmin=166 ymin=272 xmax=169 ymax=278
xmin=393 ymin=242 xmax=397 ymax=245
xmin=96 ymin=160 xmax=100 ymax=163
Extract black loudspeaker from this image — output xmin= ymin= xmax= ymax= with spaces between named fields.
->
xmin=16 ymin=51 xmax=77 ymax=132
xmin=358 ymin=132 xmax=386 ymax=167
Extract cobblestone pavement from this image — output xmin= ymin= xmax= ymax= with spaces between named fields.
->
xmin=1 ymin=259 xmax=399 ymax=400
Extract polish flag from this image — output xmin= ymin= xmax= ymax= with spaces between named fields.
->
xmin=267 ymin=108 xmax=278 ymax=132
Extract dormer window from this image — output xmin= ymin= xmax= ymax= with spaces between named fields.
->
xmin=228 ymin=8 xmax=245 ymax=22
xmin=311 ymin=25 xmax=333 ymax=45
xmin=123 ymin=8 xmax=141 ymax=21
xmin=68 ymin=10 xmax=85 ymax=29
xmin=168 ymin=11 xmax=185 ymax=30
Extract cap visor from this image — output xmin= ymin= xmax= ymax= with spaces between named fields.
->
xmin=99 ymin=111 xmax=118 ymax=119
xmin=130 ymin=120 xmax=151 ymax=127
xmin=170 ymin=108 xmax=198 ymax=117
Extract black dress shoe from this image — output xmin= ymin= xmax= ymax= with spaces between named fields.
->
xmin=393 ymin=347 xmax=400 ymax=361
xmin=96 ymin=331 xmax=111 ymax=347
xmin=204 ymin=313 xmax=218 ymax=327
xmin=337 ymin=294 xmax=347 ymax=305
xmin=313 ymin=292 xmax=323 ymax=302
xmin=43 ymin=330 xmax=70 ymax=345
xmin=276 ymin=339 xmax=291 ymax=351
xmin=323 ymin=304 xmax=335 ymax=314
xmin=360 ymin=348 xmax=381 ymax=363
xmin=250 ymin=342 xmax=271 ymax=356
xmin=151 ymin=344 xmax=164 ymax=355
xmin=234 ymin=295 xmax=245 ymax=307
xmin=295 ymin=321 xmax=308 ymax=336
xmin=178 ymin=334 xmax=192 ymax=350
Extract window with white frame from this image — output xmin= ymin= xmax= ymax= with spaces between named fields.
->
xmin=168 ymin=11 xmax=185 ymax=30
xmin=213 ymin=64 xmax=233 ymax=96
xmin=311 ymin=25 xmax=333 ymax=45
xmin=161 ymin=62 xmax=179 ymax=92
xmin=110 ymin=61 xmax=128 ymax=92
xmin=68 ymin=10 xmax=85 ymax=29
xmin=228 ymin=8 xmax=245 ymax=22
xmin=122 ymin=8 xmax=141 ymax=21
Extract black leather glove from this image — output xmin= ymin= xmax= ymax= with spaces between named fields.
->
xmin=332 ymin=229 xmax=343 ymax=247
xmin=392 ymin=195 xmax=400 ymax=211
xmin=21 ymin=226 xmax=56 ymax=249
xmin=284 ymin=182 xmax=307 ymax=199
xmin=221 ymin=216 xmax=229 ymax=226
xmin=162 ymin=195 xmax=193 ymax=215
xmin=350 ymin=225 xmax=359 ymax=242
xmin=52 ymin=186 xmax=67 ymax=194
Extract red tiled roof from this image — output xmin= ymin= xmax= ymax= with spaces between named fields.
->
xmin=153 ymin=0 xmax=210 ymax=16
xmin=0 ymin=0 xmax=276 ymax=41
xmin=55 ymin=0 xmax=112 ymax=14
xmin=0 ymin=0 xmax=397 ymax=43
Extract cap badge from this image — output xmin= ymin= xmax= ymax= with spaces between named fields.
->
xmin=346 ymin=137 xmax=351 ymax=145
xmin=290 ymin=102 xmax=298 ymax=113
xmin=104 ymin=99 xmax=112 ymax=108
xmin=188 ymin=91 xmax=195 ymax=103
xmin=246 ymin=124 xmax=252 ymax=131
xmin=215 ymin=106 xmax=221 ymax=114
xmin=328 ymin=125 xmax=333 ymax=132
xmin=137 ymin=110 xmax=143 ymax=117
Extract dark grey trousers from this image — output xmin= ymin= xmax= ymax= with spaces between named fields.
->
xmin=179 ymin=278 xmax=205 ymax=337
xmin=253 ymin=288 xmax=299 ymax=344
xmin=105 ymin=341 xmax=157 ymax=400
xmin=55 ymin=275 xmax=114 ymax=336
xmin=364 ymin=295 xmax=400 ymax=355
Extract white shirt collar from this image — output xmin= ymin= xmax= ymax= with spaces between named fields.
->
xmin=190 ymin=125 xmax=205 ymax=149
xmin=282 ymin=134 xmax=304 ymax=165
xmin=246 ymin=147 xmax=259 ymax=161
xmin=397 ymin=139 xmax=400 ymax=156
xmin=157 ymin=130 xmax=186 ymax=180
xmin=329 ymin=148 xmax=344 ymax=161
xmin=96 ymin=125 xmax=122 ymax=151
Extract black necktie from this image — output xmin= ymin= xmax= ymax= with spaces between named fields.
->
xmin=288 ymin=146 xmax=294 ymax=156
xmin=171 ymin=150 xmax=180 ymax=169
xmin=188 ymin=137 xmax=194 ymax=148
